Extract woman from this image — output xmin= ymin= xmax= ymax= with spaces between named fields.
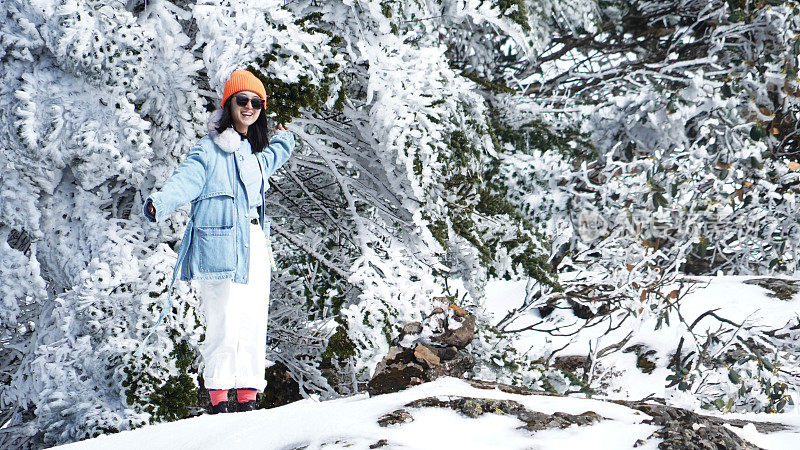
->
xmin=143 ymin=69 xmax=294 ymax=414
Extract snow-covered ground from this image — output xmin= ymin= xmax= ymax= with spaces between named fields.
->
xmin=56 ymin=375 xmax=800 ymax=450
xmin=57 ymin=277 xmax=800 ymax=449
xmin=485 ymin=275 xmax=800 ymax=403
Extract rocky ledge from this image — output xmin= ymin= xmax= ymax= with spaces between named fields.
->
xmin=367 ymin=298 xmax=477 ymax=396
xmin=366 ymin=379 xmax=791 ymax=450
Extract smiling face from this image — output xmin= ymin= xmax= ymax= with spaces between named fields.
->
xmin=230 ymin=90 xmax=263 ymax=135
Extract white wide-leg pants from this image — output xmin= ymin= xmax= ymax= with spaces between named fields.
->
xmin=195 ymin=222 xmax=271 ymax=392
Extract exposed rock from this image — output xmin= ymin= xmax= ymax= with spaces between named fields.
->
xmin=392 ymin=322 xmax=424 ymax=348
xmin=369 ymin=440 xmax=389 ymax=448
xmin=414 ymin=344 xmax=440 ymax=368
xmin=377 ymin=409 xmax=414 ymax=427
xmin=369 ymin=300 xmax=477 ymax=395
xmin=425 ymin=350 xmax=474 ymax=380
xmin=259 ymin=362 xmax=303 ymax=410
xmin=428 ymin=345 xmax=458 ymax=361
xmin=467 ymin=379 xmax=555 ymax=397
xmin=568 ymin=298 xmax=596 ymax=320
xmin=537 ymin=297 xmax=558 ymax=318
xmin=619 ymin=401 xmax=789 ymax=435
xmin=405 ymin=396 xmax=603 ymax=431
xmin=522 ymin=411 xmax=603 ymax=432
xmin=406 ymin=396 xmax=529 ymax=418
xmin=367 ymin=379 xmax=785 ymax=449
xmin=425 ymin=315 xmax=446 ymax=334
xmin=552 ymin=355 xmax=590 ymax=373
xmin=403 ymin=321 xmax=423 ymax=335
xmin=373 ymin=346 xmax=415 ymax=376
xmin=431 ymin=314 xmax=475 ymax=349
xmin=467 ymin=380 xmax=783 ymax=449
xmin=624 ymin=344 xmax=658 ymax=374
xmin=654 ymin=420 xmax=761 ymax=450
xmin=367 ymin=362 xmax=427 ymax=396
xmin=449 ymin=303 xmax=467 ymax=317
xmin=614 ymin=400 xmax=786 ymax=449
xmin=743 ymin=278 xmax=799 ymax=301
xmin=385 ymin=346 xmax=415 ymax=365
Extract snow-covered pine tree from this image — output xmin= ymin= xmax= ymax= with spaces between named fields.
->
xmin=0 ymin=1 xmax=208 ymax=446
xmin=489 ymin=0 xmax=800 ymax=410
xmin=1 ymin=0 xmax=579 ymax=446
xmin=248 ymin=0 xmax=571 ymax=395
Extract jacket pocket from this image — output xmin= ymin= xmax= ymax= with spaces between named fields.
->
xmin=196 ymin=225 xmax=235 ymax=273
xmin=192 ymin=191 xmax=235 ymax=228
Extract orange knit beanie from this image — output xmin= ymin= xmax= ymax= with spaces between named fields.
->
xmin=221 ymin=69 xmax=267 ymax=108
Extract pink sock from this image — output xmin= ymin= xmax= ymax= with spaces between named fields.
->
xmin=237 ymin=389 xmax=257 ymax=403
xmin=209 ymin=389 xmax=228 ymax=406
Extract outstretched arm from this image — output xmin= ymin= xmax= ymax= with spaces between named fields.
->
xmin=143 ymin=143 xmax=209 ymax=222
xmin=259 ymin=124 xmax=295 ymax=178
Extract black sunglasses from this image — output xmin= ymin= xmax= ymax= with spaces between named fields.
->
xmin=234 ymin=95 xmax=265 ymax=110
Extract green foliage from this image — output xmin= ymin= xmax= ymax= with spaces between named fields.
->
xmin=437 ymin=123 xmax=559 ymax=288
xmin=147 ymin=374 xmax=196 ymax=422
xmin=279 ymin=232 xmax=352 ymax=320
xmin=249 ymin=11 xmax=345 ymax=123
xmin=487 ymin=108 xmax=595 ymax=160
xmin=666 ymin=365 xmax=695 ymax=392
xmin=380 ymin=1 xmax=394 ymax=18
xmin=248 ymin=64 xmax=331 ymax=124
xmin=123 ymin=340 xmax=198 ymax=423
xmin=461 ymin=71 xmax=515 ymax=94
xmin=427 ymin=216 xmax=449 ymax=250
xmin=322 ymin=324 xmax=357 ymax=362
xmin=446 ymin=130 xmax=482 ymax=167
xmin=333 ymin=84 xmax=347 ymax=112
xmin=559 ymin=368 xmax=595 ymax=396
xmin=494 ymin=0 xmax=531 ymax=31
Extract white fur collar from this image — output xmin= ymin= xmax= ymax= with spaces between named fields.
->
xmin=206 ymin=109 xmax=241 ymax=153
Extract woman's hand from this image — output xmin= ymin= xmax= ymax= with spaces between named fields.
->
xmin=275 ymin=123 xmax=289 ymax=131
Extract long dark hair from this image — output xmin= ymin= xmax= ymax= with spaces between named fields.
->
xmin=215 ymin=95 xmax=270 ymax=153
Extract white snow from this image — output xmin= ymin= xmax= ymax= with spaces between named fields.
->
xmin=56 ymin=277 xmax=800 ymax=449
xmin=58 ymin=377 xmax=661 ymax=450
xmin=484 ymin=275 xmax=800 ymax=402
xmin=56 ymin=375 xmax=800 ymax=450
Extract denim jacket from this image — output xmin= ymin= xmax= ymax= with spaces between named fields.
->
xmin=143 ymin=110 xmax=294 ymax=308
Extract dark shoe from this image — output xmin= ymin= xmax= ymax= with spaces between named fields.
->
xmin=211 ymin=401 xmax=229 ymax=414
xmin=237 ymin=400 xmax=257 ymax=412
